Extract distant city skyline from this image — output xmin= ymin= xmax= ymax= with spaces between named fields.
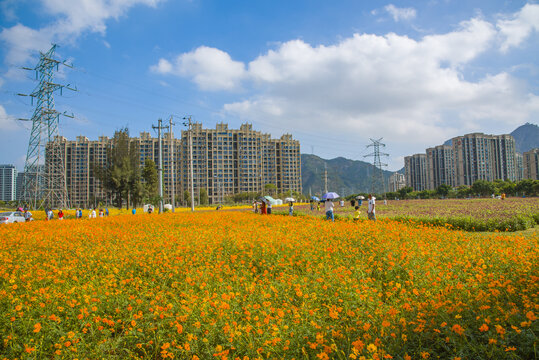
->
xmin=1 ymin=1 xmax=538 ymax=171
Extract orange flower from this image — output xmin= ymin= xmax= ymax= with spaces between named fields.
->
xmin=33 ymin=323 xmax=42 ymax=333
xmin=451 ymin=324 xmax=464 ymax=335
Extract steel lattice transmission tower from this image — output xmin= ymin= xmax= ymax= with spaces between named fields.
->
xmin=364 ymin=138 xmax=389 ymax=196
xmin=20 ymin=44 xmax=75 ymax=210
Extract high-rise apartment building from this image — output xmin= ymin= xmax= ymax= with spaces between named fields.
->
xmin=452 ymin=133 xmax=516 ymax=186
xmin=426 ymin=145 xmax=454 ymax=189
xmin=523 ymin=148 xmax=539 ymax=180
xmin=45 ymin=122 xmax=301 ymax=206
xmin=388 ymin=172 xmax=406 ymax=192
xmin=405 ymin=132 xmax=518 ymax=190
xmin=0 ymin=164 xmax=17 ymax=201
xmin=47 ymin=136 xmax=111 ymax=207
xmin=515 ymin=152 xmax=524 ymax=181
xmin=404 ymin=154 xmax=428 ymax=191
xmin=179 ymin=123 xmax=301 ymax=204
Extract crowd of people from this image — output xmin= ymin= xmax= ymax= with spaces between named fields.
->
xmin=251 ymin=193 xmax=377 ymax=222
xmin=15 ymin=196 xmax=378 ymax=223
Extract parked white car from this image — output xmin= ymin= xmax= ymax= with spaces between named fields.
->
xmin=0 ymin=211 xmax=27 ymax=224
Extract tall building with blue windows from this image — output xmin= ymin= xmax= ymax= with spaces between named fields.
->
xmin=0 ymin=164 xmax=17 ymax=201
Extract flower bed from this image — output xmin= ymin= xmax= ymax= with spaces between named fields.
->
xmin=1 ymin=212 xmax=537 ymax=358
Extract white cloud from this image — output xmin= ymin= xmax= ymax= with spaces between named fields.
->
xmin=153 ymin=4 xmax=538 ymax=168
xmin=384 ymin=4 xmax=417 ymax=22
xmin=151 ymin=46 xmax=246 ymax=91
xmin=0 ymin=0 xmax=164 ymax=65
xmin=497 ymin=3 xmax=539 ymax=52
xmin=0 ymin=104 xmax=19 ymax=131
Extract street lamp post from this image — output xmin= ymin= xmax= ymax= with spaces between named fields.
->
xmin=183 ymin=116 xmax=195 ymax=212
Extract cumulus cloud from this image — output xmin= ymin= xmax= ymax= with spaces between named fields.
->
xmin=151 ymin=46 xmax=246 ymax=91
xmin=154 ymin=4 xmax=538 ymax=168
xmin=497 ymin=3 xmax=539 ymax=52
xmin=0 ymin=104 xmax=19 ymax=131
xmin=0 ymin=0 xmax=163 ymax=65
xmin=384 ymin=4 xmax=417 ymax=22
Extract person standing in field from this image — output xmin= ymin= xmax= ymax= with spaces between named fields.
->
xmin=24 ymin=210 xmax=32 ymax=222
xmin=58 ymin=209 xmax=64 ymax=220
xmin=367 ymin=194 xmax=376 ymax=221
xmin=353 ymin=206 xmax=360 ymax=221
xmin=288 ymin=201 xmax=294 ymax=216
xmin=267 ymin=201 xmax=272 ymax=215
xmin=325 ymin=198 xmax=335 ymax=222
xmin=89 ymin=208 xmax=96 ymax=219
xmin=260 ymin=201 xmax=267 ymax=215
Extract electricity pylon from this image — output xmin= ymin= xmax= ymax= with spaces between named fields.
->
xmin=20 ymin=44 xmax=75 ymax=210
xmin=364 ymin=138 xmax=389 ymax=196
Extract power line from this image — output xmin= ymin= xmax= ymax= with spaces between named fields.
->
xmin=18 ymin=44 xmax=75 ymax=209
xmin=364 ymin=138 xmax=389 ymax=196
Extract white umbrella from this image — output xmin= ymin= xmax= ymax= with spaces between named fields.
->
xmin=284 ymin=197 xmax=295 ymax=202
xmin=356 ymin=196 xmax=365 ymax=200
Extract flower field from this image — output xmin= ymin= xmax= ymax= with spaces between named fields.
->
xmin=297 ymin=198 xmax=539 ymax=232
xmin=1 ymin=212 xmax=537 ymax=359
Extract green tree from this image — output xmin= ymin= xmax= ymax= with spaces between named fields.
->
xmin=471 ymin=180 xmax=495 ymax=197
xmin=456 ymin=185 xmax=471 ymax=198
xmin=199 ymin=188 xmax=209 ymax=205
xmin=436 ymin=184 xmax=452 ymax=198
xmin=516 ymin=179 xmax=539 ymax=196
xmin=264 ymin=183 xmax=277 ymax=196
xmin=397 ymin=186 xmax=413 ymax=199
xmin=93 ymin=128 xmax=140 ymax=209
xmin=142 ymin=158 xmax=159 ymax=203
xmin=183 ymin=190 xmax=191 ymax=207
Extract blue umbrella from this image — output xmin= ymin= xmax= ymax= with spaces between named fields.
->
xmin=322 ymin=192 xmax=340 ymax=200
xmin=310 ymin=196 xmax=320 ymax=201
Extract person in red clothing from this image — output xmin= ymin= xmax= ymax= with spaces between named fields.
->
xmin=260 ymin=201 xmax=267 ymax=215
xmin=58 ymin=209 xmax=64 ymax=220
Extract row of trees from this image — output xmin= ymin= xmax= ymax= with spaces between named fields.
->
xmin=354 ymin=179 xmax=539 ymax=201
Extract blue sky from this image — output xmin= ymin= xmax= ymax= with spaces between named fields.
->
xmin=0 ymin=0 xmax=538 ymax=171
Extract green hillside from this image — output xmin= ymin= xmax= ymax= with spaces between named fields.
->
xmin=301 ymin=154 xmax=396 ymax=196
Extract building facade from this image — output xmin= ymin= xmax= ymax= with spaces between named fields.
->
xmin=45 ymin=122 xmax=301 ymax=207
xmin=0 ymin=164 xmax=17 ymax=201
xmin=388 ymin=172 xmax=406 ymax=192
xmin=452 ymin=133 xmax=516 ymax=186
xmin=426 ymin=145 xmax=454 ymax=189
xmin=404 ymin=154 xmax=428 ymax=191
xmin=523 ymin=148 xmax=539 ymax=180
xmin=179 ymin=123 xmax=301 ymax=204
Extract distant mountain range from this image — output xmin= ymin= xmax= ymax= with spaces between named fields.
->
xmin=510 ymin=123 xmax=539 ymax=153
xmin=301 ymin=154 xmax=396 ymax=195
xmin=301 ymin=123 xmax=538 ymax=194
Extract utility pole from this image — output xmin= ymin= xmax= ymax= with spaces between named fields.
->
xmin=169 ymin=116 xmax=176 ymax=212
xmin=364 ymin=138 xmax=389 ymax=197
xmin=183 ymin=116 xmax=195 ymax=212
xmin=324 ymin=163 xmax=328 ymax=193
xmin=152 ymin=119 xmax=169 ymax=213
xmin=19 ymin=44 xmax=75 ymax=210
